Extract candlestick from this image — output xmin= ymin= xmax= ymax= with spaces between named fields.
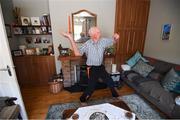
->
xmin=68 ymin=15 xmax=71 ymax=33
xmin=112 ymin=64 xmax=117 ymax=73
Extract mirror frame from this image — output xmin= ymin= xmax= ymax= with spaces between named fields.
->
xmin=72 ymin=9 xmax=97 ymax=43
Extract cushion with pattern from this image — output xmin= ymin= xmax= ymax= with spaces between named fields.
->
xmin=126 ymin=51 xmax=148 ymax=67
xmin=161 ymin=68 xmax=180 ymax=94
xmin=132 ymin=59 xmax=154 ymax=77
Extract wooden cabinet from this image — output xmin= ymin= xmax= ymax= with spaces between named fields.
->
xmin=115 ymin=0 xmax=150 ymax=68
xmin=13 ymin=55 xmax=56 ymax=86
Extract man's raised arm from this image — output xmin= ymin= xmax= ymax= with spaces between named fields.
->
xmin=61 ymin=32 xmax=82 ymax=56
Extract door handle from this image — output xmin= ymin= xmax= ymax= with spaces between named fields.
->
xmin=0 ymin=65 xmax=12 ymax=76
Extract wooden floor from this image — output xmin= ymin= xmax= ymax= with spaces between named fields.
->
xmin=21 ymin=84 xmax=134 ymax=119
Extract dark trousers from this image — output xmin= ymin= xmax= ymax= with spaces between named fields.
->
xmin=80 ymin=65 xmax=119 ymax=102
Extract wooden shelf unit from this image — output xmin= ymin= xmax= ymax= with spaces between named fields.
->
xmin=13 ymin=25 xmax=52 ymax=35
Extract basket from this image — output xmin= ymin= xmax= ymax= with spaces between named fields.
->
xmin=48 ymin=81 xmax=63 ymax=94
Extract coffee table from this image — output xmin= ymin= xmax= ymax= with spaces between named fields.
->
xmin=62 ymin=100 xmax=132 ymax=119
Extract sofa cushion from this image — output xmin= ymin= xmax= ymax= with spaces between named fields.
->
xmin=140 ymin=81 xmax=175 ymax=111
xmin=176 ymin=70 xmax=180 ymax=76
xmin=161 ymin=68 xmax=180 ymax=94
xmin=0 ymin=105 xmax=20 ymax=119
xmin=140 ymin=81 xmax=162 ymax=95
xmin=147 ymin=71 xmax=163 ymax=81
xmin=153 ymin=61 xmax=173 ymax=75
xmin=132 ymin=60 xmax=154 ymax=77
xmin=126 ymin=51 xmax=148 ymax=67
xmin=127 ymin=73 xmax=139 ymax=82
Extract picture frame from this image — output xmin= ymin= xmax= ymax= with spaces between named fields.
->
xmin=21 ymin=17 xmax=30 ymax=26
xmin=34 ymin=37 xmax=42 ymax=44
xmin=48 ymin=45 xmax=53 ymax=55
xmin=59 ymin=48 xmax=70 ymax=56
xmin=13 ymin=27 xmax=22 ymax=34
xmin=162 ymin=24 xmax=172 ymax=40
xmin=12 ymin=50 xmax=23 ymax=56
xmin=42 ymin=48 xmax=48 ymax=55
xmin=42 ymin=37 xmax=50 ymax=43
xmin=5 ymin=24 xmax=12 ymax=38
xmin=31 ymin=17 xmax=40 ymax=26
xmin=25 ymin=48 xmax=36 ymax=55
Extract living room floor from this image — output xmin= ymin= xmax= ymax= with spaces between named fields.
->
xmin=21 ymin=84 xmax=134 ymax=119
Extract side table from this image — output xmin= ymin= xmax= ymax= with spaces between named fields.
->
xmin=109 ymin=72 xmax=122 ymax=87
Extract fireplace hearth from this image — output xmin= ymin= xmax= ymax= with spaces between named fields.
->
xmin=64 ymin=65 xmax=107 ymax=92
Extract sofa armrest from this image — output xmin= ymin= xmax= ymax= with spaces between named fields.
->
xmin=0 ymin=105 xmax=20 ymax=119
xmin=171 ymin=105 xmax=180 ymax=118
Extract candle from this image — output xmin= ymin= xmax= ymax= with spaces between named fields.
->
xmin=68 ymin=15 xmax=71 ymax=33
xmin=112 ymin=64 xmax=117 ymax=73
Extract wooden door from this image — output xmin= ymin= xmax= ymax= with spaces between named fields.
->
xmin=0 ymin=5 xmax=27 ymax=118
xmin=115 ymin=0 xmax=150 ymax=68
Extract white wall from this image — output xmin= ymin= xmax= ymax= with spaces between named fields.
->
xmin=13 ymin=0 xmax=49 ymax=16
xmin=144 ymin=0 xmax=180 ymax=64
xmin=49 ymin=0 xmax=116 ymax=73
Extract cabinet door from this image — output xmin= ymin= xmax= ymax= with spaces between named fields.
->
xmin=13 ymin=57 xmax=33 ymax=86
xmin=32 ymin=56 xmax=56 ymax=85
xmin=14 ymin=56 xmax=56 ymax=86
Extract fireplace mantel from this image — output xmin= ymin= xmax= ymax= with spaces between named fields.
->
xmin=58 ymin=55 xmax=115 ymax=87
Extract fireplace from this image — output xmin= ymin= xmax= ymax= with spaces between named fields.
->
xmin=59 ymin=56 xmax=114 ymax=88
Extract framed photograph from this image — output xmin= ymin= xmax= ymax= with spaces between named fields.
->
xmin=31 ymin=17 xmax=40 ymax=26
xmin=59 ymin=48 xmax=70 ymax=56
xmin=42 ymin=37 xmax=50 ymax=43
xmin=42 ymin=48 xmax=48 ymax=55
xmin=48 ymin=45 xmax=53 ymax=55
xmin=5 ymin=24 xmax=12 ymax=38
xmin=12 ymin=50 xmax=23 ymax=56
xmin=25 ymin=37 xmax=33 ymax=44
xmin=13 ymin=27 xmax=22 ymax=34
xmin=34 ymin=27 xmax=41 ymax=34
xmin=25 ymin=48 xmax=36 ymax=55
xmin=34 ymin=37 xmax=42 ymax=44
xmin=21 ymin=17 xmax=30 ymax=26
xmin=41 ymin=26 xmax=47 ymax=33
xmin=162 ymin=24 xmax=172 ymax=40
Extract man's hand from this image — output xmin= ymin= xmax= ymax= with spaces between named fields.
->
xmin=61 ymin=32 xmax=82 ymax=56
xmin=113 ymin=33 xmax=119 ymax=42
xmin=61 ymin=32 xmax=73 ymax=40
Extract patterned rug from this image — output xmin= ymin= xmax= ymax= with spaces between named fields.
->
xmin=46 ymin=94 xmax=164 ymax=119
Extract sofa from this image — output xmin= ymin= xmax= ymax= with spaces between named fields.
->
xmin=122 ymin=56 xmax=180 ymax=118
xmin=0 ymin=97 xmax=21 ymax=119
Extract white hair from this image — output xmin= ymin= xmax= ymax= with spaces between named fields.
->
xmin=88 ymin=27 xmax=100 ymax=36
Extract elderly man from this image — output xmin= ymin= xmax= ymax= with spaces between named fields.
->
xmin=62 ymin=27 xmax=120 ymax=104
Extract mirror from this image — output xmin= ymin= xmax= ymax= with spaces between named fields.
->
xmin=72 ymin=9 xmax=97 ymax=43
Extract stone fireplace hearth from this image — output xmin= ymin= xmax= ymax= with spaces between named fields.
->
xmin=59 ymin=56 xmax=114 ymax=87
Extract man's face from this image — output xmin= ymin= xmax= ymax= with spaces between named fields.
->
xmin=90 ymin=28 xmax=101 ymax=41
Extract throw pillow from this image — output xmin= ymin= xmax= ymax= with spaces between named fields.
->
xmin=153 ymin=61 xmax=173 ymax=75
xmin=132 ymin=59 xmax=154 ymax=77
xmin=176 ymin=70 xmax=180 ymax=76
xmin=148 ymin=71 xmax=162 ymax=81
xmin=161 ymin=68 xmax=180 ymax=94
xmin=126 ymin=51 xmax=148 ymax=67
